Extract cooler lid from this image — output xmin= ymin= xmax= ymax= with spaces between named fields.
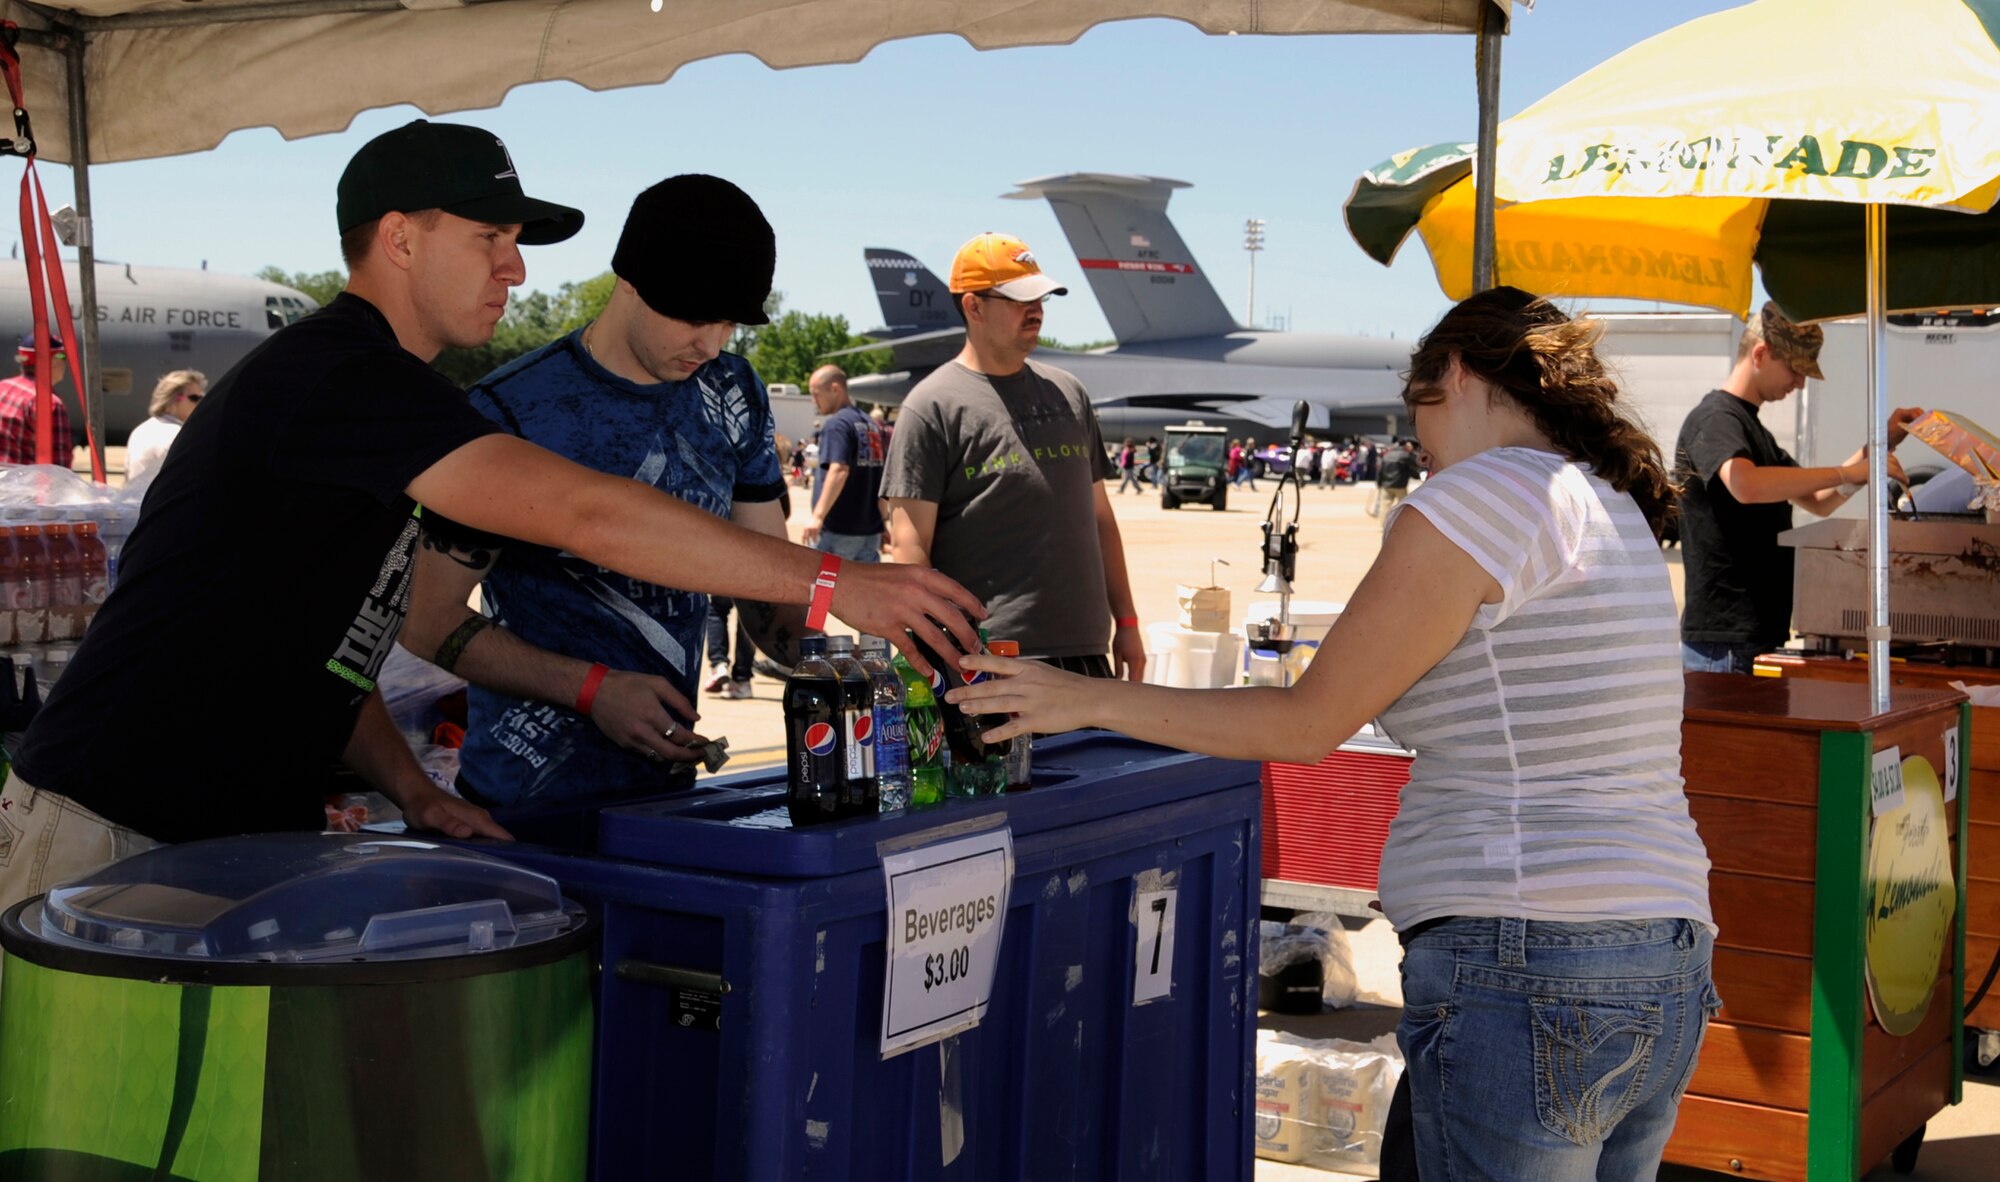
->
xmin=38 ymin=833 xmax=579 ymax=963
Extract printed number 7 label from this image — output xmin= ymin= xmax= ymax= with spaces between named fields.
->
xmin=1133 ymin=887 xmax=1178 ymax=1004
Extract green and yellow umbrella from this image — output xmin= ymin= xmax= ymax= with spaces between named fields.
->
xmin=1346 ymin=0 xmax=2000 ymax=322
xmin=1343 ymin=0 xmax=2000 ymax=711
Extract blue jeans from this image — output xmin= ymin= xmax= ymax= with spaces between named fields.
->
xmin=814 ymin=529 xmax=881 ymax=563
xmin=704 ymin=597 xmax=751 ymax=680
xmin=1399 ymin=916 xmax=1718 ymax=1182
xmin=1680 ymin=640 xmax=1765 ymax=674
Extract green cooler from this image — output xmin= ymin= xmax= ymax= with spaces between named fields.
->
xmin=0 ymin=833 xmax=594 ymax=1182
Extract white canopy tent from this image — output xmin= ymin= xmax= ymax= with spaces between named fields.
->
xmin=0 ymin=0 xmax=1516 ymax=469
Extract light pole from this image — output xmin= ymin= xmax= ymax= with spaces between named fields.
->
xmin=1243 ymin=218 xmax=1265 ymax=329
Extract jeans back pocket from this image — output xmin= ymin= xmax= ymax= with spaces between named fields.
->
xmin=1529 ymin=996 xmax=1664 ymax=1147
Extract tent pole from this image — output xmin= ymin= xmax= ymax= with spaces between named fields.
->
xmin=1471 ymin=1 xmax=1502 ymax=292
xmin=63 ymin=31 xmax=103 ymax=482
xmin=1864 ymin=203 xmax=1889 ymax=713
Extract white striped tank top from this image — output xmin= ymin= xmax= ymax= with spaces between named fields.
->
xmin=1375 ymin=447 xmax=1713 ymax=932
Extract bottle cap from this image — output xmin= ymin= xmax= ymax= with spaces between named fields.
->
xmin=798 ymin=636 xmax=829 ymax=657
xmin=826 ymin=635 xmax=855 ymax=654
xmin=986 ymin=640 xmax=1020 ymax=658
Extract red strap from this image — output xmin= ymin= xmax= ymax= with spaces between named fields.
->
xmin=574 ymin=663 xmax=610 ymax=716
xmin=1114 ymin=616 xmax=1139 ymax=629
xmin=806 ymin=553 xmax=841 ymax=631
xmin=1 ymin=26 xmax=103 ymax=480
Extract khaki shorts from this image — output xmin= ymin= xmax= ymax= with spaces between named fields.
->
xmin=0 ymin=770 xmax=158 ymax=936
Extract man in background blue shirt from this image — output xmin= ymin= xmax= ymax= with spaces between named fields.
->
xmin=804 ymin=363 xmax=886 ymax=562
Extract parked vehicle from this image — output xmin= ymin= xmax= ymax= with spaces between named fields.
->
xmin=1161 ymin=421 xmax=1230 ymax=510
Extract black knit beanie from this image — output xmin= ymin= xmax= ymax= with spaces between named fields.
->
xmin=612 ymin=174 xmax=775 ymax=325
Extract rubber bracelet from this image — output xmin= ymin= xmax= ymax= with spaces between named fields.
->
xmin=806 ymin=553 xmax=842 ymax=631
xmin=574 ymin=662 xmax=610 ymax=716
xmin=1114 ymin=616 xmax=1140 ymax=629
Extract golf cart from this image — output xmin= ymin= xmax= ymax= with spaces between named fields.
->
xmin=1161 ymin=420 xmax=1229 ymax=510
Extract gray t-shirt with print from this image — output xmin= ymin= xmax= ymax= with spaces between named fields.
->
xmin=882 ymin=359 xmax=1112 ymax=658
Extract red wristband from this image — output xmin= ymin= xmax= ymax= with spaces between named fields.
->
xmin=806 ymin=553 xmax=842 ymax=631
xmin=574 ymin=662 xmax=609 ymax=716
xmin=1114 ymin=616 xmax=1140 ymax=629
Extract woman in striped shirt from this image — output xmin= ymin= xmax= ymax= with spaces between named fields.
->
xmin=953 ymin=286 xmax=1715 ymax=1181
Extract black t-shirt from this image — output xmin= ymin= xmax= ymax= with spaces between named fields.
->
xmin=14 ymin=294 xmax=502 ymax=841
xmin=816 ymin=405 xmax=885 ymax=535
xmin=1674 ymin=388 xmax=1799 ymax=646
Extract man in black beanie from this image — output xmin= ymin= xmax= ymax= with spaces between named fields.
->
xmin=403 ymin=175 xmax=822 ymax=807
xmin=3 ymin=141 xmax=982 ymax=905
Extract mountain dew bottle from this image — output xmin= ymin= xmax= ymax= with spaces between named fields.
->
xmin=892 ymin=652 xmax=949 ymax=807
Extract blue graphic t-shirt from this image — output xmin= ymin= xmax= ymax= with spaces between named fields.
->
xmin=458 ymin=333 xmax=784 ymax=805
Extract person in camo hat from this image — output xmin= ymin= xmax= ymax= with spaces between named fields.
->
xmin=1674 ymin=300 xmax=1923 ymax=673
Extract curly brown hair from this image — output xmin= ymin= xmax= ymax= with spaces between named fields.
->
xmin=1404 ymin=286 xmax=1679 ymax=539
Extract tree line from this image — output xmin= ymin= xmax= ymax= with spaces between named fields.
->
xmin=258 ymin=267 xmax=891 ymax=389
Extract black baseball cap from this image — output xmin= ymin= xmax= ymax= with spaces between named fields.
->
xmin=336 ymin=119 xmax=584 ymax=246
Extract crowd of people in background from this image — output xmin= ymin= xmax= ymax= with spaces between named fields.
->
xmin=1098 ymin=431 xmax=1423 ymax=494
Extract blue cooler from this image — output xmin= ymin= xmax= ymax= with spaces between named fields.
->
xmin=491 ymin=731 xmax=1263 ymax=1181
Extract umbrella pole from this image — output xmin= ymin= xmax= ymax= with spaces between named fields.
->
xmin=1472 ymin=2 xmax=1503 ymax=291
xmin=1865 ymin=203 xmax=1890 ymax=713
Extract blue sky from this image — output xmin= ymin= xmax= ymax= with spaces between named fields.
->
xmin=24 ymin=0 xmax=1744 ymax=345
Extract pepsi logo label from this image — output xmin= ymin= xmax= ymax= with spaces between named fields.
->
xmin=854 ymin=714 xmax=875 ymax=745
xmin=929 ymin=668 xmax=946 ymax=691
xmin=967 ymin=670 xmax=990 ymax=686
xmin=804 ymin=722 xmax=837 ymax=757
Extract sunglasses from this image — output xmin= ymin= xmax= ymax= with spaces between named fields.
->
xmin=973 ymin=291 xmax=1046 ymax=309
xmin=182 ymin=393 xmax=204 ymax=404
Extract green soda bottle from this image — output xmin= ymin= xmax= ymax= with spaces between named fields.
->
xmin=892 ymin=653 xmax=949 ymax=807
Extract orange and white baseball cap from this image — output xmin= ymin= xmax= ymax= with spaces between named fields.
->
xmin=948 ymin=232 xmax=1068 ymax=301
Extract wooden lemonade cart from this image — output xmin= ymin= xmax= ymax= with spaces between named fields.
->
xmin=1756 ymin=654 xmax=2000 ymax=1040
xmin=1665 ymin=674 xmax=1970 ymax=1181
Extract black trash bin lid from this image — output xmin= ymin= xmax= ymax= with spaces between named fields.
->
xmin=2 ymin=833 xmax=588 ymax=985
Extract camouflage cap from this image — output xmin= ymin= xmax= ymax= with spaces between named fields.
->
xmin=1753 ymin=301 xmax=1824 ymax=380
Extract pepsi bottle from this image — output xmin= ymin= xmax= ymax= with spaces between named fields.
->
xmin=909 ymin=623 xmax=1013 ymax=769
xmin=783 ymin=637 xmax=845 ymax=827
xmin=824 ymin=635 xmax=879 ymax=818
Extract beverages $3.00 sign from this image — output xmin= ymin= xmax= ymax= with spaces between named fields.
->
xmin=879 ymin=827 xmax=1013 ymax=1058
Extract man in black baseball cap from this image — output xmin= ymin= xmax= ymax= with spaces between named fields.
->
xmin=397 ymin=175 xmax=817 ymax=808
xmin=337 ymin=119 xmax=584 ymax=248
xmin=2 ymin=134 xmax=984 ymax=904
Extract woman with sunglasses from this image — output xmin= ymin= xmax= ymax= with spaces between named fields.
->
xmin=951 ymin=286 xmax=1717 ymax=1182
xmin=123 ymin=369 xmax=206 ymax=487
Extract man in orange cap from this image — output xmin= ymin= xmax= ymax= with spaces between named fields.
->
xmin=882 ymin=233 xmax=1144 ymax=681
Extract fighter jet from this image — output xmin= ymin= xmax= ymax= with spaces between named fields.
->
xmin=842 ymin=173 xmax=1413 ymax=439
xmin=0 ymin=260 xmax=317 ymax=446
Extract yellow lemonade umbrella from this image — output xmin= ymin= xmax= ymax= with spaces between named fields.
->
xmin=1344 ymin=0 xmax=2000 ymax=708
